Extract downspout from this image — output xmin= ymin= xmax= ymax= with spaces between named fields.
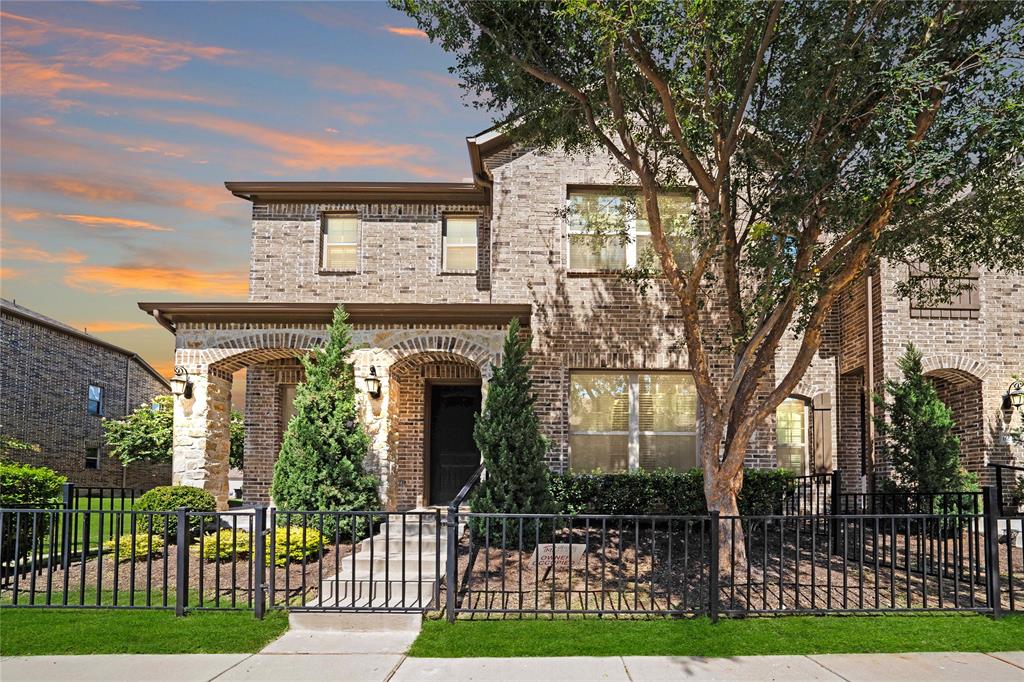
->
xmin=123 ymin=354 xmax=130 ymax=488
xmin=865 ymin=270 xmax=876 ymax=492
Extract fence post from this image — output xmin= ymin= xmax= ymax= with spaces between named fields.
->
xmin=175 ymin=506 xmax=189 ymax=617
xmin=982 ymin=486 xmax=1002 ymax=618
xmin=253 ymin=505 xmax=267 ymax=620
xmin=445 ymin=504 xmax=458 ymax=623
xmin=709 ymin=511 xmax=720 ymax=624
xmin=993 ymin=466 xmax=1004 ymax=516
xmin=60 ymin=483 xmax=73 ymax=571
xmin=830 ymin=470 xmax=842 ymax=555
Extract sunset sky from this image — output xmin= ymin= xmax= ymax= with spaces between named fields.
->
xmin=0 ymin=1 xmax=491 ymax=378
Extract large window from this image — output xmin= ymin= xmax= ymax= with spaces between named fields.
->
xmin=321 ymin=214 xmax=359 ymax=272
xmin=776 ymin=397 xmax=809 ymax=475
xmin=87 ymin=384 xmax=104 ymax=416
xmin=567 ymin=189 xmax=692 ymax=272
xmin=570 ymin=371 xmax=697 ymax=472
xmin=442 ymin=216 xmax=478 ymax=273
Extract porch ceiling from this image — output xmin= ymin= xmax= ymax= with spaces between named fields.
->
xmin=137 ymin=301 xmax=532 ymax=332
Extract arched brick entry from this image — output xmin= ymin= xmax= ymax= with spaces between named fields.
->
xmin=387 ymin=352 xmax=483 ymax=510
xmin=923 ymin=367 xmax=986 ymax=475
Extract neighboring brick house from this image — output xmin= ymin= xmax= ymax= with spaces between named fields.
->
xmin=1 ymin=299 xmax=171 ymax=488
xmin=138 ymin=128 xmax=1023 ymax=510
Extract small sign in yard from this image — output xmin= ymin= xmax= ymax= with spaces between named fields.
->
xmin=531 ymin=543 xmax=588 ymax=579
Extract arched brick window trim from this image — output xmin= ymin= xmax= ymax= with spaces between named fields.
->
xmin=920 ymin=354 xmax=991 ymax=384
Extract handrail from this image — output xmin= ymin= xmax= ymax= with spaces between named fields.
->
xmin=448 ymin=464 xmax=485 ymax=511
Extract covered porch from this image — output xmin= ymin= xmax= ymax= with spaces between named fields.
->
xmin=139 ymin=302 xmax=530 ymax=510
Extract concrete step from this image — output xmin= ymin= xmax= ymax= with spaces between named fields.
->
xmin=288 ymin=610 xmax=422 ymax=632
xmin=344 ymin=552 xmax=443 ymax=577
xmin=356 ymin=534 xmax=445 ymax=554
xmin=317 ymin=578 xmax=439 ymax=609
xmin=262 ymin=629 xmax=418 ymax=654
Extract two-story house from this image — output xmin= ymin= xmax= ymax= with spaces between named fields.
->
xmin=139 ymin=127 xmax=1023 ymax=510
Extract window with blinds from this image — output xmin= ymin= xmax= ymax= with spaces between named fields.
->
xmin=569 ymin=371 xmax=697 ymax=472
xmin=442 ymin=216 xmax=478 ymax=272
xmin=776 ymin=397 xmax=808 ymax=475
xmin=321 ymin=214 xmax=358 ymax=272
xmin=567 ymin=189 xmax=692 ymax=272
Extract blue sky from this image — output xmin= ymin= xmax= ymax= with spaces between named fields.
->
xmin=1 ymin=1 xmax=492 ymax=376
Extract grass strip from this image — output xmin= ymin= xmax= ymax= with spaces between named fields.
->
xmin=409 ymin=613 xmax=1024 ymax=658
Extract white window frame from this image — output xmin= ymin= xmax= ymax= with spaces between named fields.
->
xmin=776 ymin=397 xmax=810 ymax=476
xmin=320 ymin=213 xmax=360 ymax=273
xmin=441 ymin=214 xmax=479 ymax=274
xmin=569 ymin=370 xmax=699 ymax=472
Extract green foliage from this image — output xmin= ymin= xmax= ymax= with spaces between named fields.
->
xmin=103 ymin=533 xmax=165 ymax=562
xmin=271 ymin=306 xmax=380 ymax=534
xmin=198 ymin=529 xmax=251 ymax=561
xmin=0 ymin=434 xmax=40 ymax=459
xmin=269 ymin=526 xmax=325 ymax=567
xmin=548 ymin=468 xmax=795 ymax=516
xmin=469 ymin=319 xmax=557 ymax=540
xmin=103 ymin=395 xmax=245 ymax=470
xmin=0 ymin=461 xmax=66 ymax=560
xmin=873 ymin=344 xmax=977 ymax=496
xmin=134 ymin=485 xmax=217 ymax=537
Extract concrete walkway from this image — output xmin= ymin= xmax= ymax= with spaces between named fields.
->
xmin=2 ymin=651 xmax=1022 ymax=681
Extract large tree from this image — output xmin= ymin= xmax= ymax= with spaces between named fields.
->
xmin=398 ymin=0 xmax=1024 ymax=567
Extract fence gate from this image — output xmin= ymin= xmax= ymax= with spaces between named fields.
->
xmin=268 ymin=509 xmax=444 ymax=614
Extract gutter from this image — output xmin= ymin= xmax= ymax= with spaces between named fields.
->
xmin=865 ymin=270 xmax=876 ymax=491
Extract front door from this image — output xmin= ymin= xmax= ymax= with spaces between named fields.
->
xmin=429 ymin=384 xmax=482 ymax=505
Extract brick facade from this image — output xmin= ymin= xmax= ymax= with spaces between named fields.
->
xmin=1 ymin=300 xmax=171 ymax=488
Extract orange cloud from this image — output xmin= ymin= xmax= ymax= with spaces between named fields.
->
xmin=3 ymin=207 xmax=43 ymax=222
xmin=1 ymin=266 xmax=26 ymax=280
xmin=71 ymin=320 xmax=154 ymax=333
xmin=58 ymin=213 xmax=172 ymax=232
xmin=67 ymin=264 xmax=248 ymax=297
xmin=23 ymin=116 xmax=56 ymax=126
xmin=313 ymin=64 xmax=445 ymax=112
xmin=1 ymin=49 xmax=208 ymax=103
xmin=148 ymin=358 xmax=175 ymax=379
xmin=2 ymin=240 xmax=87 ymax=264
xmin=147 ymin=111 xmax=446 ymax=177
xmin=384 ymin=26 xmax=428 ymax=39
xmin=1 ymin=11 xmax=237 ymax=72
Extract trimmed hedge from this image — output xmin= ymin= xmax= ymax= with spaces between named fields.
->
xmin=103 ymin=533 xmax=165 ymax=562
xmin=0 ymin=462 xmax=66 ymax=560
xmin=549 ymin=468 xmax=796 ymax=516
xmin=134 ymin=486 xmax=217 ymax=537
xmin=199 ymin=529 xmax=251 ymax=561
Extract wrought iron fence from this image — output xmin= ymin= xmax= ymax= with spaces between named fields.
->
xmin=991 ymin=463 xmax=1024 ymax=517
xmin=1 ymin=486 xmax=1019 ymax=618
xmin=782 ymin=473 xmax=834 ymax=516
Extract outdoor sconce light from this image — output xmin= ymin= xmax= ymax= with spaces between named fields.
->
xmin=365 ymin=366 xmax=382 ymax=399
xmin=169 ymin=366 xmax=194 ymax=400
xmin=1003 ymin=380 xmax=1024 ymax=411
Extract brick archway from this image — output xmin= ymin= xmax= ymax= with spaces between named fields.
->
xmin=923 ymin=366 xmax=986 ymax=475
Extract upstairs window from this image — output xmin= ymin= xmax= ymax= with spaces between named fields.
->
xmin=908 ymin=263 xmax=979 ymax=319
xmin=569 ymin=371 xmax=697 ymax=472
xmin=567 ymin=189 xmax=692 ymax=272
xmin=442 ymin=216 xmax=478 ymax=273
xmin=321 ymin=214 xmax=358 ymax=272
xmin=85 ymin=446 xmax=100 ymax=469
xmin=88 ymin=384 xmax=104 ymax=416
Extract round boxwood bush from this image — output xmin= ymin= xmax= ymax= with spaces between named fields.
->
xmin=270 ymin=526 xmax=324 ymax=567
xmin=134 ymin=485 xmax=216 ymax=537
xmin=198 ymin=529 xmax=251 ymax=561
xmin=0 ymin=461 xmax=66 ymax=560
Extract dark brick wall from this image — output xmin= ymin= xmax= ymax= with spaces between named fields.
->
xmin=1 ymin=310 xmax=171 ymax=488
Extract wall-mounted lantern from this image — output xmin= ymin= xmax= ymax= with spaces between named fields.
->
xmin=1003 ymin=379 xmax=1024 ymax=411
xmin=169 ymin=366 xmax=194 ymax=400
xmin=365 ymin=366 xmax=382 ymax=399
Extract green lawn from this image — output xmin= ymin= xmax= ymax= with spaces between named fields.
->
xmin=0 ymin=608 xmax=288 ymax=656
xmin=409 ymin=614 xmax=1024 ymax=658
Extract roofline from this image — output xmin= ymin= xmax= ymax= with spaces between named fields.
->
xmin=137 ymin=302 xmax=532 ymax=331
xmin=466 ymin=125 xmax=513 ymax=198
xmin=1 ymin=301 xmax=170 ymax=389
xmin=224 ymin=182 xmax=488 ymax=205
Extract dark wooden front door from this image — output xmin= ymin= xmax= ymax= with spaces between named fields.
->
xmin=429 ymin=384 xmax=482 ymax=505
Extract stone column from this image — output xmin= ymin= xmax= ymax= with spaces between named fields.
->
xmin=172 ymin=365 xmax=232 ymax=510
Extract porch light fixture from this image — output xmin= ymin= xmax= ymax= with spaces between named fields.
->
xmin=1003 ymin=380 xmax=1024 ymax=411
xmin=365 ymin=366 xmax=382 ymax=399
xmin=169 ymin=366 xmax=194 ymax=400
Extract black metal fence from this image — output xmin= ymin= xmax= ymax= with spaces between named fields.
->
xmin=2 ymin=487 xmax=1020 ymax=619
xmin=992 ymin=463 xmax=1024 ymax=517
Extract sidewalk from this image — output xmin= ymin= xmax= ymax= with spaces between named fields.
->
xmin=2 ymin=651 xmax=1022 ymax=681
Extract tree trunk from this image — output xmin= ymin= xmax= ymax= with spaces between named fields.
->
xmin=700 ymin=419 xmax=749 ymax=576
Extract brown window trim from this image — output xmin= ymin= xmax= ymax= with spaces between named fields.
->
xmin=440 ymin=213 xmax=480 ymax=275
xmin=318 ymin=211 xmax=360 ymax=275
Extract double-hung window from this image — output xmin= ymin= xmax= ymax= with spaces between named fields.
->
xmin=85 ymin=446 xmax=100 ymax=469
xmin=442 ymin=216 xmax=478 ymax=273
xmin=569 ymin=371 xmax=698 ymax=472
xmin=88 ymin=384 xmax=104 ymax=416
xmin=776 ymin=397 xmax=809 ymax=475
xmin=567 ymin=189 xmax=693 ymax=272
xmin=321 ymin=214 xmax=359 ymax=272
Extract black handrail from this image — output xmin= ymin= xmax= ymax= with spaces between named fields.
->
xmin=448 ymin=464 xmax=485 ymax=510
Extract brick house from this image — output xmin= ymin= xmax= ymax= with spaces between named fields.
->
xmin=1 ymin=299 xmax=171 ymax=488
xmin=138 ymin=129 xmax=1023 ymax=510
